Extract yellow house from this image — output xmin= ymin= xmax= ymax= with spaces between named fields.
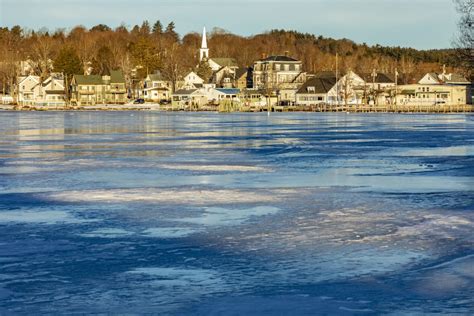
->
xmin=396 ymin=84 xmax=470 ymax=106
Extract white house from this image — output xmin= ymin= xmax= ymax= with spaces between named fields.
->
xmin=17 ymin=75 xmax=41 ymax=106
xmin=183 ymin=71 xmax=205 ymax=89
xmin=40 ymin=74 xmax=66 ymax=106
xmin=17 ymin=74 xmax=66 ymax=107
xmin=296 ymin=71 xmax=366 ymax=105
xmin=419 ymin=68 xmax=470 ymax=86
xmin=143 ymin=72 xmax=171 ymax=102
xmin=172 ymin=84 xmax=240 ymax=107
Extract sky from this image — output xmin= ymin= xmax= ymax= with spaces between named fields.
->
xmin=0 ymin=0 xmax=460 ymax=50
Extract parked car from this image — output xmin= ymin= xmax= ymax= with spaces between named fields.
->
xmin=159 ymin=99 xmax=170 ymax=105
xmin=133 ymin=98 xmax=145 ymax=104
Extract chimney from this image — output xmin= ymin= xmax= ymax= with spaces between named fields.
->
xmin=261 ymin=53 xmax=267 ymax=60
xmin=284 ymin=51 xmax=289 ymax=57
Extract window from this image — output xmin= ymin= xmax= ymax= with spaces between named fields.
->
xmin=284 ymin=64 xmax=290 ymax=71
xmin=318 ymin=96 xmax=323 ymax=101
xmin=275 ymin=64 xmax=281 ymax=71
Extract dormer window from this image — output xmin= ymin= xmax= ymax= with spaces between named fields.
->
xmin=307 ymin=86 xmax=315 ymax=93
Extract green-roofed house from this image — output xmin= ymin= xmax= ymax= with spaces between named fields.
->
xmin=70 ymin=70 xmax=127 ymax=106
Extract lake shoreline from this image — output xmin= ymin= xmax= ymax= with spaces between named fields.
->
xmin=1 ymin=103 xmax=473 ymax=113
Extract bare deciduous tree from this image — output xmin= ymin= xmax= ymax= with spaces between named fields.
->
xmin=453 ymin=0 xmax=473 ymax=78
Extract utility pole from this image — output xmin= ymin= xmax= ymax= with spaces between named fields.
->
xmin=371 ymin=68 xmax=377 ymax=105
xmin=395 ymin=68 xmax=399 ymax=106
xmin=335 ymin=52 xmax=338 ymax=106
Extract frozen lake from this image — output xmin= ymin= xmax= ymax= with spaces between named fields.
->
xmin=0 ymin=112 xmax=473 ymax=314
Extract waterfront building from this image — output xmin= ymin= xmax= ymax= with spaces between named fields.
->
xmin=17 ymin=75 xmax=41 ymax=106
xmin=252 ymin=54 xmax=306 ymax=92
xmin=360 ymin=72 xmax=396 ymax=105
xmin=17 ymin=73 xmax=66 ymax=107
xmin=172 ymin=82 xmax=240 ymax=108
xmin=396 ymin=84 xmax=470 ymax=106
xmin=182 ymin=71 xmax=205 ymax=89
xmin=70 ymin=70 xmax=127 ymax=106
xmin=419 ymin=68 xmax=470 ymax=86
xmin=143 ymin=72 xmax=171 ymax=102
xmin=296 ymin=71 xmax=365 ymax=105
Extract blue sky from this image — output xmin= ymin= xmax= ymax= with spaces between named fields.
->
xmin=0 ymin=0 xmax=459 ymax=49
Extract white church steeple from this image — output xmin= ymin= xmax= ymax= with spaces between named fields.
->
xmin=200 ymin=27 xmax=209 ymax=61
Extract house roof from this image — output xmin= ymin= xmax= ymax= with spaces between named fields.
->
xmin=297 ymin=77 xmax=337 ymax=94
xmin=259 ymin=55 xmax=299 ymax=62
xmin=314 ymin=71 xmax=337 ymax=79
xmin=211 ymin=58 xmax=239 ymax=68
xmin=174 ymin=89 xmax=198 ymax=95
xmin=110 ymin=70 xmax=125 ymax=84
xmin=73 ymin=70 xmax=125 ymax=85
xmin=147 ymin=72 xmax=165 ymax=81
xmin=74 ymin=75 xmax=103 ymax=85
xmin=235 ymin=68 xmax=249 ymax=79
xmin=361 ymin=72 xmax=394 ymax=83
xmin=421 ymin=72 xmax=470 ymax=84
xmin=216 ymin=88 xmax=240 ymax=95
xmin=18 ymin=75 xmax=40 ymax=85
xmin=445 ymin=73 xmax=470 ymax=84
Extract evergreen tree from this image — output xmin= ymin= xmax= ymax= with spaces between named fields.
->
xmin=90 ymin=24 xmax=111 ymax=32
xmin=53 ymin=47 xmax=82 ymax=97
xmin=164 ymin=22 xmax=179 ymax=42
xmin=129 ymin=37 xmax=160 ymax=78
xmin=140 ymin=21 xmax=151 ymax=35
xmin=196 ymin=59 xmax=213 ymax=83
xmin=92 ymin=45 xmax=114 ymax=75
xmin=152 ymin=20 xmax=163 ymax=35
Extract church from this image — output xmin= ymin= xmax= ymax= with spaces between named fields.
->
xmin=193 ymin=27 xmax=252 ymax=89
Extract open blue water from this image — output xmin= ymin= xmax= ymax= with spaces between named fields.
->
xmin=0 ymin=112 xmax=473 ymax=315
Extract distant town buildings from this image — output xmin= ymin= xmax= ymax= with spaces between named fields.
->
xmin=5 ymin=27 xmax=472 ymax=109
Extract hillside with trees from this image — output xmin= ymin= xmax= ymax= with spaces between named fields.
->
xmin=0 ymin=21 xmax=468 ymax=95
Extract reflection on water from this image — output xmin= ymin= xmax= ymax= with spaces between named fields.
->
xmin=0 ymin=112 xmax=473 ymax=315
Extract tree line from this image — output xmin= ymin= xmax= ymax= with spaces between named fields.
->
xmin=0 ymin=19 xmax=469 ymax=95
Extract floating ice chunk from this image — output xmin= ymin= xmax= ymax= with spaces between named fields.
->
xmin=175 ymin=206 xmax=280 ymax=226
xmin=127 ymin=267 xmax=220 ymax=287
xmin=0 ymin=210 xmax=95 ymax=225
xmin=392 ymin=145 xmax=474 ymax=157
xmin=45 ymin=189 xmax=291 ymax=205
xmin=142 ymin=227 xmax=202 ymax=238
xmin=80 ymin=228 xmax=134 ymax=238
xmin=159 ymin=164 xmax=270 ymax=172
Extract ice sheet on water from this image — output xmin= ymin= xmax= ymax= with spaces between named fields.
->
xmin=159 ymin=164 xmax=270 ymax=172
xmin=44 ymin=188 xmax=292 ymax=205
xmin=389 ymin=145 xmax=474 ymax=157
xmin=142 ymin=227 xmax=202 ymax=238
xmin=127 ymin=267 xmax=222 ymax=288
xmin=80 ymin=228 xmax=134 ymax=238
xmin=0 ymin=210 xmax=96 ymax=225
xmin=174 ymin=206 xmax=280 ymax=226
